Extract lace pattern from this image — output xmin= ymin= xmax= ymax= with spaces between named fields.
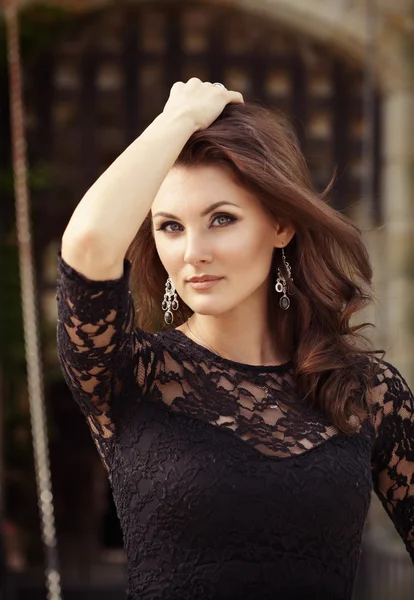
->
xmin=56 ymin=248 xmax=414 ymax=598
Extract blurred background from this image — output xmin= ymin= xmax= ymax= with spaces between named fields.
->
xmin=0 ymin=0 xmax=413 ymax=598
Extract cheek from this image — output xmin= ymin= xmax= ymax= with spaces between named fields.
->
xmin=220 ymin=230 xmax=273 ymax=271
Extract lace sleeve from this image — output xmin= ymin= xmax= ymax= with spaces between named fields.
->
xmin=56 ymin=248 xmax=156 ymax=471
xmin=371 ymin=361 xmax=414 ymax=564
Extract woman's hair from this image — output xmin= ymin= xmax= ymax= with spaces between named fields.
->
xmin=126 ymin=102 xmax=383 ymax=435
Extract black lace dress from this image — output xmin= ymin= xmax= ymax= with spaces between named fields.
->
xmin=56 ymin=250 xmax=414 ymax=600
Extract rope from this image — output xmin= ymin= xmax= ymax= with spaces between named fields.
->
xmin=4 ymin=1 xmax=63 ymax=598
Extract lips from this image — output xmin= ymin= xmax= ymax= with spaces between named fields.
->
xmin=187 ymin=276 xmax=222 ymax=283
xmin=187 ymin=277 xmax=223 ymax=290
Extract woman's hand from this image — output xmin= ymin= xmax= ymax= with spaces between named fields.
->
xmin=163 ymin=78 xmax=244 ymax=132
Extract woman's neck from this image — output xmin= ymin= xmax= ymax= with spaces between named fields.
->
xmin=182 ymin=313 xmax=290 ymax=366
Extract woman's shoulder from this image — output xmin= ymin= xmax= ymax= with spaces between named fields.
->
xmin=368 ymin=355 xmax=410 ymax=392
xmin=153 ymin=328 xmax=202 ymax=362
xmin=365 ymin=354 xmax=413 ymax=422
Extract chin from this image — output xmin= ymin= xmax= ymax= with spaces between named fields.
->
xmin=184 ymin=299 xmax=235 ymax=317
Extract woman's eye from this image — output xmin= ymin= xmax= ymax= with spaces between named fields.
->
xmin=156 ymin=222 xmax=182 ymax=233
xmin=213 ymin=214 xmax=235 ymax=226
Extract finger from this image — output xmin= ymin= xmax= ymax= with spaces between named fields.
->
xmin=226 ymin=91 xmax=244 ymax=104
xmin=211 ymin=82 xmax=227 ymax=91
xmin=170 ymin=81 xmax=184 ymax=92
xmin=186 ymin=77 xmax=202 ymax=86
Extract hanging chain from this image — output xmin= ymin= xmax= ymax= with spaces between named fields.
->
xmin=4 ymin=1 xmax=63 ymax=598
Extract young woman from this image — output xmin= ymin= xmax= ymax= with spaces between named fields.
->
xmin=56 ymin=79 xmax=414 ymax=599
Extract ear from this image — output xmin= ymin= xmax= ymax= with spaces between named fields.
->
xmin=274 ymin=222 xmax=295 ymax=248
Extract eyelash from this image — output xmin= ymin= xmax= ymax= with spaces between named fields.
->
xmin=155 ymin=213 xmax=237 ymax=234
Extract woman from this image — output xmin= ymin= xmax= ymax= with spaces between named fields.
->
xmin=56 ymin=79 xmax=414 ymax=599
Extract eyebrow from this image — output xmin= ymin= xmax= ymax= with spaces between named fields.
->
xmin=152 ymin=201 xmax=241 ymax=220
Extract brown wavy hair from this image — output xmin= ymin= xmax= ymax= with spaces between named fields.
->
xmin=126 ymin=102 xmax=383 ymax=435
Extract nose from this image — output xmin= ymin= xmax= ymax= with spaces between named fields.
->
xmin=183 ymin=233 xmax=213 ymax=265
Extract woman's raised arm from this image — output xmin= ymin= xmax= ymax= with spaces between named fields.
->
xmin=61 ymin=79 xmax=243 ymax=281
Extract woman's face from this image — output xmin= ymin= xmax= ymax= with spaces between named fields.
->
xmin=151 ymin=165 xmax=290 ymax=317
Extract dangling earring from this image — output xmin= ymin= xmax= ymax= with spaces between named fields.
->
xmin=162 ymin=276 xmax=179 ymax=324
xmin=275 ymin=248 xmax=293 ymax=310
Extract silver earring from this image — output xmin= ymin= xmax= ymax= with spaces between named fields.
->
xmin=275 ymin=248 xmax=293 ymax=310
xmin=162 ymin=276 xmax=179 ymax=324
